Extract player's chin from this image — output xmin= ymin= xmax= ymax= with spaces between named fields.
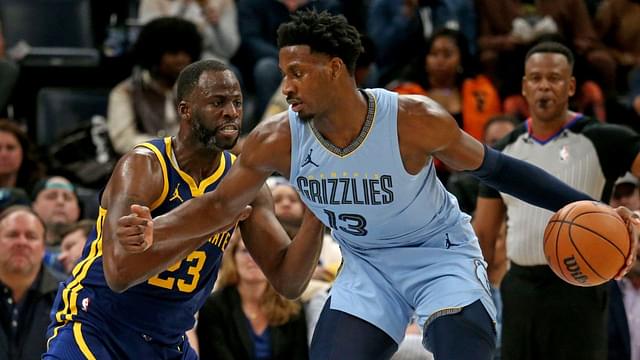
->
xmin=215 ymin=136 xmax=239 ymax=151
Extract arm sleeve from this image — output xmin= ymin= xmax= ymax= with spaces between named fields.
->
xmin=470 ymin=145 xmax=593 ymax=212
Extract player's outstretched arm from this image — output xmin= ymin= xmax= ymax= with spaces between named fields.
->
xmin=397 ymin=95 xmax=591 ymax=212
xmin=240 ymin=185 xmax=324 ymax=299
xmin=144 ymin=115 xmax=292 ymax=243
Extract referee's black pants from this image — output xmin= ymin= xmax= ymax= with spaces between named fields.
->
xmin=500 ymin=262 xmax=608 ymax=360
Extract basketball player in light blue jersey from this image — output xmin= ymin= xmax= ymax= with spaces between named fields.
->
xmin=118 ymin=11 xmax=640 ymax=360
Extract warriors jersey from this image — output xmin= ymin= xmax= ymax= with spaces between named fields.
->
xmin=47 ymin=137 xmax=237 ymax=347
xmin=289 ymin=88 xmax=495 ymax=343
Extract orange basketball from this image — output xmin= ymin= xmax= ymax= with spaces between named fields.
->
xmin=543 ymin=200 xmax=631 ymax=287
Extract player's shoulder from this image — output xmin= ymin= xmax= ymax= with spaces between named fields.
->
xmin=397 ymin=94 xmax=459 ymax=136
xmin=240 ymin=111 xmax=291 ymax=170
xmin=397 ymin=94 xmax=450 ymax=120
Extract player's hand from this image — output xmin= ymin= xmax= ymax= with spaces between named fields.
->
xmin=116 ymin=204 xmax=153 ymax=253
xmin=613 ymin=206 xmax=640 ymax=280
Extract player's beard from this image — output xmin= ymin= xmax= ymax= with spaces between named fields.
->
xmin=192 ymin=116 xmax=238 ymax=150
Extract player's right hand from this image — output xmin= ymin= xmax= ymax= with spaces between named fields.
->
xmin=116 ymin=204 xmax=153 ymax=253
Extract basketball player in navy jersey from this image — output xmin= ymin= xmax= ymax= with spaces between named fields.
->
xmin=43 ymin=60 xmax=324 ymax=359
xmin=118 ymin=11 xmax=639 ymax=360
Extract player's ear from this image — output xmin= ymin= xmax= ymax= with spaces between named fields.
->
xmin=330 ymin=57 xmax=343 ymax=79
xmin=178 ymin=101 xmax=191 ymax=120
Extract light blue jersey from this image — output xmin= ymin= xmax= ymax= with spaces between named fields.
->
xmin=289 ymin=88 xmax=496 ymax=343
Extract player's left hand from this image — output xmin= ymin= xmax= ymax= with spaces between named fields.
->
xmin=613 ymin=206 xmax=640 ymax=280
xmin=116 ymin=204 xmax=153 ymax=253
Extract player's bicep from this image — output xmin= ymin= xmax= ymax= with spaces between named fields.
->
xmin=399 ymin=95 xmax=485 ymax=171
xmin=101 ymin=150 xmax=164 ymax=258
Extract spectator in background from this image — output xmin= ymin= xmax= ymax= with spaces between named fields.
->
xmin=595 ymin=0 xmax=640 ymax=91
xmin=197 ymin=231 xmax=309 ymax=360
xmin=367 ymin=0 xmax=476 ymax=87
xmin=236 ymin=0 xmax=341 ymax=131
xmin=107 ymin=17 xmax=202 ymax=154
xmin=610 ymin=172 xmax=640 ymax=211
xmin=608 ymin=257 xmax=640 ymax=360
xmin=0 ymin=29 xmax=18 ymax=116
xmin=31 ymin=176 xmax=81 ymax=247
xmin=0 ymin=120 xmax=45 ymax=194
xmin=0 ymin=206 xmax=63 ymax=360
xmin=388 ymin=28 xmax=500 ymax=141
xmin=138 ymin=0 xmax=240 ymax=67
xmin=31 ymin=176 xmax=81 ymax=275
xmin=56 ymin=219 xmax=94 ymax=275
xmin=608 ymin=171 xmax=640 ymax=360
xmin=476 ymin=0 xmax=615 ymax=121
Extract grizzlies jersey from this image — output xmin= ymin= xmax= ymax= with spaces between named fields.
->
xmin=48 ymin=137 xmax=236 ymax=346
xmin=289 ymin=89 xmax=495 ymax=343
xmin=289 ymin=88 xmax=468 ymax=250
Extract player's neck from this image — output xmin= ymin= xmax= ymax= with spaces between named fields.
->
xmin=312 ymin=87 xmax=368 ymax=149
xmin=529 ymin=110 xmax=576 ymax=139
xmin=172 ymin=137 xmax=222 ymax=183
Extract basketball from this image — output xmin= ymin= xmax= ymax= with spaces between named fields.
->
xmin=543 ymin=200 xmax=631 ymax=287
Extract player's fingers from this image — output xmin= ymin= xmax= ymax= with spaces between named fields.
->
xmin=131 ymin=204 xmax=152 ymax=220
xmin=115 ymin=223 xmax=147 ymax=238
xmin=118 ymin=214 xmax=148 ymax=227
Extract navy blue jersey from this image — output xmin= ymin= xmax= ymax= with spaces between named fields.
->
xmin=48 ymin=137 xmax=236 ymax=346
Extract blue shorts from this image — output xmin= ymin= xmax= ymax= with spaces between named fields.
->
xmin=44 ymin=321 xmax=198 ymax=360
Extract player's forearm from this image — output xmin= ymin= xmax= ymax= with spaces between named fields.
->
xmin=471 ymin=145 xmax=593 ymax=212
xmin=267 ymin=215 xmax=324 ymax=299
xmin=153 ymin=192 xmax=238 ymax=243
xmin=107 ymin=235 xmax=209 ymax=292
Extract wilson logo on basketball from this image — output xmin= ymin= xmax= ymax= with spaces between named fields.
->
xmin=563 ymin=255 xmax=587 ymax=284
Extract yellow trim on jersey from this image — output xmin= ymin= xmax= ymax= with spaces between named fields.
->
xmin=310 ymin=89 xmax=378 ymax=159
xmin=136 ymin=140 xmax=170 ymax=210
xmin=46 ymin=323 xmax=64 ymax=350
xmin=73 ymin=322 xmax=97 ymax=360
xmin=55 ymin=208 xmax=106 ymax=323
xmin=165 ymin=137 xmax=227 ymax=197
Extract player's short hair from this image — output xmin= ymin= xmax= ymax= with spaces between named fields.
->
xmin=134 ymin=17 xmax=202 ymax=70
xmin=277 ymin=10 xmax=363 ymax=74
xmin=525 ymin=41 xmax=575 ymax=70
xmin=176 ymin=59 xmax=233 ymax=102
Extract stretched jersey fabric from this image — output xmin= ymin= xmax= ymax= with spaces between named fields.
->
xmin=479 ymin=115 xmax=640 ymax=265
xmin=289 ymin=88 xmax=496 ymax=343
xmin=47 ymin=137 xmax=237 ymax=349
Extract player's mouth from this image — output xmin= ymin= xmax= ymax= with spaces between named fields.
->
xmin=217 ymin=124 xmax=239 ymax=136
xmin=287 ymin=98 xmax=303 ymax=112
